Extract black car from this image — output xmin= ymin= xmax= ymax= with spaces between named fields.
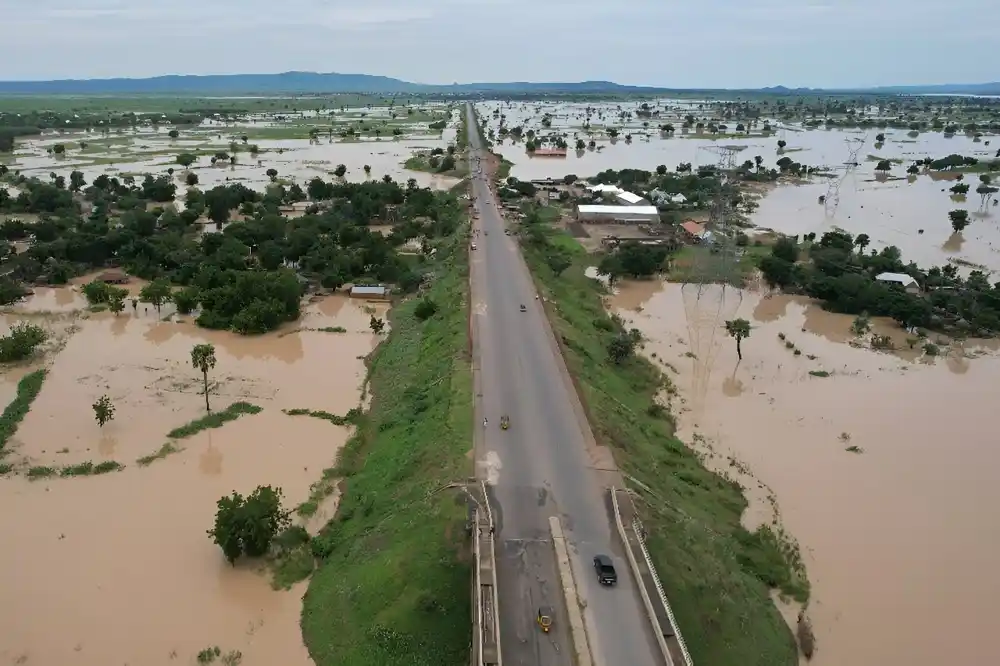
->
xmin=593 ymin=554 xmax=617 ymax=586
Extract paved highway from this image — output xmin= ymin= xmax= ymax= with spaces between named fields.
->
xmin=466 ymin=104 xmax=661 ymax=666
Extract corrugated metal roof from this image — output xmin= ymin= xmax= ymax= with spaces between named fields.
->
xmin=577 ymin=205 xmax=658 ymax=215
xmin=875 ymin=272 xmax=918 ymax=286
xmin=615 ymin=191 xmax=645 ymax=205
xmin=351 ymin=285 xmax=388 ymax=295
xmin=681 ymin=221 xmax=706 ymax=236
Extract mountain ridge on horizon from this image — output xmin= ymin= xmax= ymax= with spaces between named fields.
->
xmin=0 ymin=71 xmax=997 ymax=96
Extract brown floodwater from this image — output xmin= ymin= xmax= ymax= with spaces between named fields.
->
xmin=0 ymin=292 xmax=386 ymax=666
xmin=477 ymin=100 xmax=999 ymax=272
xmin=611 ymin=279 xmax=1000 ymax=666
xmin=9 ymin=107 xmax=462 ymax=198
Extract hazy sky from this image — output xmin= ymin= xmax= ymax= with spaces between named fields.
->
xmin=3 ymin=0 xmax=994 ymax=87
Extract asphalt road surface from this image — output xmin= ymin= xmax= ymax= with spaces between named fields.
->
xmin=466 ymin=105 xmax=661 ymax=666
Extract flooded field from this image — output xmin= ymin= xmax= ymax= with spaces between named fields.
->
xmin=0 ymin=288 xmax=387 ymax=666
xmin=610 ymin=279 xmax=1000 ymax=666
xmin=3 ymin=104 xmax=462 ymax=194
xmin=477 ymin=100 xmax=1000 ymax=272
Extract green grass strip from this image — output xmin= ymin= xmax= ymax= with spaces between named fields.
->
xmin=301 ymin=224 xmax=473 ymax=666
xmin=136 ymin=442 xmax=183 ymax=467
xmin=167 ymin=401 xmax=262 ymax=440
xmin=0 ymin=369 xmax=47 ymax=456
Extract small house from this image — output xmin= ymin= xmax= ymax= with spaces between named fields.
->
xmin=680 ymin=221 xmax=708 ymax=242
xmin=97 ymin=269 xmax=130 ymax=284
xmin=875 ymin=272 xmax=921 ymax=294
xmin=350 ymin=285 xmax=390 ymax=301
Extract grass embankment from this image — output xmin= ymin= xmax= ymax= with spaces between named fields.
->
xmin=521 ymin=225 xmax=805 ymax=665
xmin=301 ymin=230 xmax=473 ymax=666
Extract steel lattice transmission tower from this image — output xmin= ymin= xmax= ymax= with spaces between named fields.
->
xmin=824 ymin=135 xmax=867 ymax=217
xmin=686 ymin=146 xmax=746 ymax=291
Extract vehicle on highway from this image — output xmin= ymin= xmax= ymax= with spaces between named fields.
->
xmin=593 ymin=554 xmax=618 ymax=586
xmin=520 ymin=304 xmax=526 ymax=312
xmin=500 ymin=414 xmax=510 ymax=430
xmin=537 ymin=606 xmax=554 ymax=633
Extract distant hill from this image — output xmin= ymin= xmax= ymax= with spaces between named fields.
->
xmin=0 ymin=71 xmax=996 ymax=96
xmin=0 ymin=72 xmax=670 ymax=95
xmin=863 ymin=82 xmax=1000 ymax=95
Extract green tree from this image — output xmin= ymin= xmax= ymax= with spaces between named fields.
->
xmin=139 ymin=279 xmax=171 ymax=314
xmin=191 ymin=343 xmax=217 ymax=412
xmin=93 ymin=394 xmax=115 ymax=427
xmin=725 ymin=318 xmax=751 ymax=361
xmin=875 ymin=133 xmax=886 ymax=143
xmin=266 ymin=168 xmax=278 ymax=182
xmin=176 ymin=153 xmax=198 ymax=168
xmin=949 ymin=209 xmax=970 ymax=233
xmin=875 ymin=160 xmax=892 ymax=174
xmin=363 ymin=164 xmax=372 ymax=177
xmin=69 ymin=170 xmax=86 ymax=192
xmin=854 ymin=234 xmax=870 ymax=254
xmin=777 ymin=139 xmax=787 ymax=150
xmin=168 ymin=129 xmax=180 ymax=139
xmin=82 ymin=280 xmax=112 ymax=305
xmin=597 ymin=253 xmax=624 ymax=287
xmin=186 ymin=172 xmax=199 ymax=187
xmin=173 ymin=287 xmax=200 ymax=315
xmin=0 ymin=322 xmax=47 ymax=363
xmin=107 ymin=286 xmax=128 ymax=316
xmin=208 ymin=486 xmax=290 ymax=565
xmin=369 ymin=316 xmax=385 ymax=334
xmin=334 ymin=164 xmax=347 ymax=178
xmin=607 ymin=330 xmax=641 ymax=364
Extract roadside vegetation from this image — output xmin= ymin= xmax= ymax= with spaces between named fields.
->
xmin=517 ymin=209 xmax=803 ymax=665
xmin=301 ymin=223 xmax=472 ymax=666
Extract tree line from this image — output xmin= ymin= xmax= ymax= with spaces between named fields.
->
xmin=759 ymin=230 xmax=1000 ymax=335
xmin=0 ymin=170 xmax=462 ymax=334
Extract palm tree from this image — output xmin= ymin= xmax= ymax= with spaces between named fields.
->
xmin=191 ymin=343 xmax=217 ymax=412
xmin=725 ymin=318 xmax=752 ymax=361
xmin=854 ymin=234 xmax=870 ymax=254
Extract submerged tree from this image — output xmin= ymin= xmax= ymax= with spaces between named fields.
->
xmin=191 ymin=343 xmax=217 ymax=412
xmin=949 ymin=209 xmax=970 ymax=233
xmin=92 ymin=394 xmax=115 ymax=428
xmin=208 ymin=485 xmax=290 ymax=565
xmin=725 ymin=318 xmax=752 ymax=361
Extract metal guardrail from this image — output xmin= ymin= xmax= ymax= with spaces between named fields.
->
xmin=632 ymin=518 xmax=694 ymax=666
xmin=611 ymin=487 xmax=674 ymax=666
xmin=471 ymin=482 xmax=501 ymax=666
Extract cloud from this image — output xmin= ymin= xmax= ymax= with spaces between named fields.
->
xmin=1 ymin=0 xmax=994 ymax=87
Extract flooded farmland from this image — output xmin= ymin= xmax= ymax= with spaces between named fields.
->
xmin=3 ymin=104 xmax=462 ymax=196
xmin=476 ymin=100 xmax=1000 ymax=272
xmin=610 ymin=279 xmax=1000 ymax=666
xmin=0 ymin=289 xmax=387 ymax=666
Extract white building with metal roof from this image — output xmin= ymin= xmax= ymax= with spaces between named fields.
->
xmin=576 ymin=205 xmax=660 ymax=224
